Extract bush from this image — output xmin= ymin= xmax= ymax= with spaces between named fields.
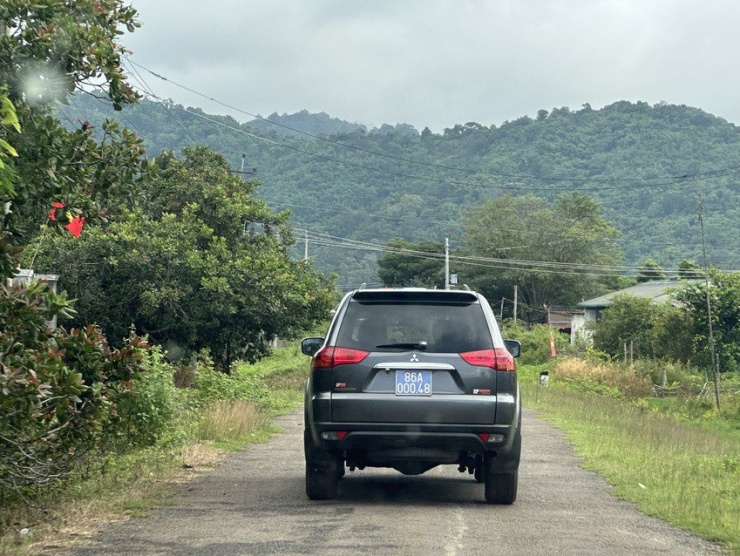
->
xmin=186 ymin=359 xmax=269 ymax=409
xmin=551 ymin=357 xmax=653 ymax=399
xmin=502 ymin=322 xmax=567 ymax=365
xmin=0 ymin=281 xmax=148 ymax=491
xmin=102 ymin=347 xmax=186 ymax=450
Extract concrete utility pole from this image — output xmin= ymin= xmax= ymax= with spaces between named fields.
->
xmin=698 ymin=187 xmax=721 ymax=410
xmin=444 ymin=238 xmax=450 ymax=290
xmin=304 ymin=230 xmax=308 ymax=261
xmin=513 ymin=285 xmax=518 ymax=324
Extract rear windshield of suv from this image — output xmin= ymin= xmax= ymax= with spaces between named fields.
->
xmin=336 ymin=300 xmax=493 ymax=353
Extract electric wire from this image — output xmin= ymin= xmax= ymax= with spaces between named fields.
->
xmin=122 ymin=57 xmax=740 ymax=192
xmin=295 ymin=228 xmax=737 ymax=276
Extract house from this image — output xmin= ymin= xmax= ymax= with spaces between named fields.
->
xmin=570 ymin=280 xmax=697 ymax=344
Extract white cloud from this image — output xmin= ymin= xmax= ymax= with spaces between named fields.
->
xmin=123 ymin=0 xmax=740 ymax=131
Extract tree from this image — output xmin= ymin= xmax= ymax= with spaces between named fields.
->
xmin=675 ymin=270 xmax=740 ymax=373
xmin=0 ymin=1 xmax=149 ymax=491
xmin=377 ymin=239 xmax=445 ymax=287
xmin=678 ymin=259 xmax=704 ymax=279
xmin=1 ymin=1 xmax=145 ymax=277
xmin=462 ymin=193 xmax=622 ymax=315
xmin=592 ymin=294 xmax=692 ymax=361
xmin=32 ymin=147 xmax=336 ymax=371
xmin=636 ymin=258 xmax=666 ymax=282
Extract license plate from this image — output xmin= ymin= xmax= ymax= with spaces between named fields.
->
xmin=395 ymin=370 xmax=432 ymax=396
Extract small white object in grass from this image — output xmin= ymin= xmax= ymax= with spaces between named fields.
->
xmin=638 ymin=483 xmax=646 ymax=489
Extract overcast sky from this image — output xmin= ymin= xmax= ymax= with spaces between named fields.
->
xmin=122 ymin=0 xmax=740 ymax=133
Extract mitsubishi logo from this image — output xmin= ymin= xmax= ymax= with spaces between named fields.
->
xmin=410 ymin=353 xmax=419 ymax=362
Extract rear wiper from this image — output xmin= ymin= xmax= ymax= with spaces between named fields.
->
xmin=375 ymin=341 xmax=428 ymax=350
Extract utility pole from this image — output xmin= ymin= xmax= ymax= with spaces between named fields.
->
xmin=444 ymin=238 xmax=450 ymax=290
xmin=513 ymin=285 xmax=518 ymax=325
xmin=698 ymin=187 xmax=721 ymax=409
xmin=304 ymin=229 xmax=308 ymax=261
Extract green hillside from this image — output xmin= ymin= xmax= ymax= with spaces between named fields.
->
xmin=60 ymin=96 xmax=740 ymax=286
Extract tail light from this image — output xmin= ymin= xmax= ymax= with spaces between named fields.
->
xmin=460 ymin=348 xmax=516 ymax=372
xmin=312 ymin=346 xmax=369 ymax=370
xmin=478 ymin=433 xmax=506 ymax=444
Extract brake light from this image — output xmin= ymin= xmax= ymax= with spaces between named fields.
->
xmin=460 ymin=348 xmax=516 ymax=372
xmin=311 ymin=346 xmax=369 ymax=370
xmin=477 ymin=433 xmax=506 ymax=444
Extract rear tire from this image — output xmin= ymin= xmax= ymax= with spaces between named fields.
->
xmin=306 ymin=463 xmax=339 ymax=500
xmin=304 ymin=429 xmax=339 ymax=500
xmin=484 ymin=468 xmax=518 ymax=504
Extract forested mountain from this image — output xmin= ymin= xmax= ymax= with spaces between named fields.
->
xmin=245 ymin=110 xmax=366 ymax=137
xmin=61 ymin=95 xmax=740 ymax=287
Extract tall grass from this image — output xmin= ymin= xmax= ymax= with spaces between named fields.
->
xmin=522 ymin=364 xmax=740 ymax=554
xmin=196 ymin=400 xmax=271 ymax=448
xmin=550 ymin=357 xmax=654 ymax=398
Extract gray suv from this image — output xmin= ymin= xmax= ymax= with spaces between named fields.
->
xmin=301 ymin=288 xmax=521 ymax=504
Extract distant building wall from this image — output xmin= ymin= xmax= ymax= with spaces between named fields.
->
xmin=11 ymin=269 xmax=60 ymax=329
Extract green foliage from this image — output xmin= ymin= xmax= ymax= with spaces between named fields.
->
xmin=0 ymin=1 xmax=157 ymax=494
xmin=636 ymin=258 xmax=666 ymax=283
xmin=501 ymin=322 xmax=566 ymax=365
xmin=102 ymin=347 xmax=185 ymax=450
xmin=31 ymin=147 xmax=336 ymax=371
xmin=0 ymin=1 xmax=145 ymax=281
xmin=592 ymin=294 xmax=694 ymax=361
xmin=62 ymin=97 xmax=740 ymax=286
xmin=676 ymin=270 xmax=740 ymax=373
xmin=187 ymin=363 xmax=267 ymax=409
xmin=678 ymin=259 xmax=704 ymax=279
xmin=0 ymin=280 xmax=148 ymax=490
xmin=462 ymin=192 xmax=622 ymax=310
xmin=377 ymin=238 xmax=445 ymax=287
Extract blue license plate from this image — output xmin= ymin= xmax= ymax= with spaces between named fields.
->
xmin=395 ymin=370 xmax=432 ymax=396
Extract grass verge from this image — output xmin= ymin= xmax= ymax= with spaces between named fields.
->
xmin=520 ymin=364 xmax=740 ymax=555
xmin=1 ymin=344 xmax=310 ymax=556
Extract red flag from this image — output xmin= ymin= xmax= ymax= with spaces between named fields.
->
xmin=65 ymin=216 xmax=85 ymax=238
xmin=48 ymin=202 xmax=65 ymax=221
xmin=549 ymin=329 xmax=557 ymax=358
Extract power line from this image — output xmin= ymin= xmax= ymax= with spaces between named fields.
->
xmin=296 ymin=227 xmax=739 ymax=276
xmin=122 ymin=57 xmax=740 ymax=192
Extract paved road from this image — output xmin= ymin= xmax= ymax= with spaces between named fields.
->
xmin=59 ymin=409 xmax=724 ymax=555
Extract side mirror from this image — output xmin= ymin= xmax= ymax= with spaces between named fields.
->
xmin=503 ymin=339 xmax=521 ymax=358
xmin=301 ymin=337 xmax=324 ymax=357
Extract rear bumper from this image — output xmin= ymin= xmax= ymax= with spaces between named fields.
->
xmin=311 ymin=422 xmax=518 ymax=459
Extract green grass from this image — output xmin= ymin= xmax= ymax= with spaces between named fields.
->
xmin=0 ymin=343 xmax=311 ymax=555
xmin=521 ymin=365 xmax=740 ymax=555
xmin=234 ymin=343 xmax=309 ymax=415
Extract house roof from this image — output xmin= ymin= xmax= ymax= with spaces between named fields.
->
xmin=576 ymin=280 xmax=698 ymax=309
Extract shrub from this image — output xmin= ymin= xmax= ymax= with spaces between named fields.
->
xmin=0 ymin=281 xmax=148 ymax=491
xmin=502 ymin=322 xmax=567 ymax=365
xmin=186 ymin=359 xmax=269 ymax=409
xmin=102 ymin=347 xmax=185 ymax=450
xmin=552 ymin=357 xmax=653 ymax=399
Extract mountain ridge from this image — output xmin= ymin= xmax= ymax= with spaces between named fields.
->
xmin=61 ymin=95 xmax=740 ymax=285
